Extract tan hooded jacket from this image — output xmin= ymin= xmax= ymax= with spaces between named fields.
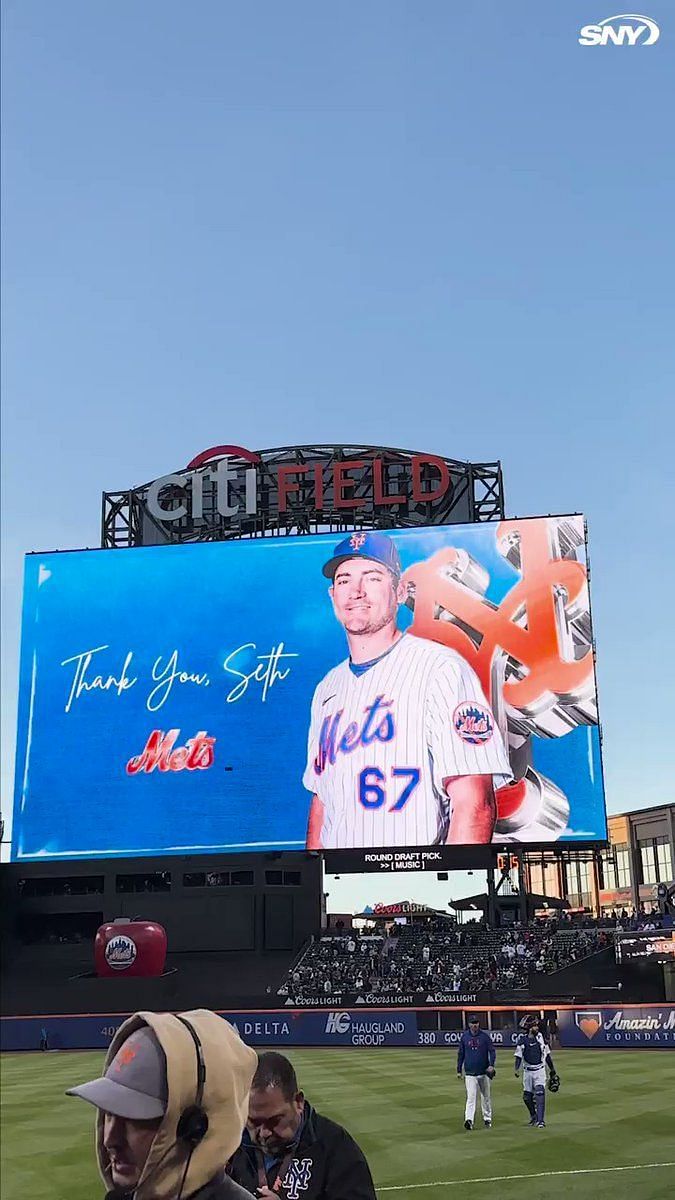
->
xmin=95 ymin=1010 xmax=257 ymax=1200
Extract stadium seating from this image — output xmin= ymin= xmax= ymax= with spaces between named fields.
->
xmin=279 ymin=919 xmax=616 ymax=998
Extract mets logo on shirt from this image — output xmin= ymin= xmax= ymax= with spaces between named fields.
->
xmin=453 ymin=702 xmax=494 ymax=745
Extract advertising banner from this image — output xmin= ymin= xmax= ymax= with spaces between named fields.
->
xmin=0 ymin=1010 xmax=514 ymax=1053
xmin=4 ymin=1007 xmax=675 ymax=1053
xmin=616 ymin=931 xmax=675 ymax=964
xmin=12 ymin=515 xmax=605 ymax=862
xmin=557 ymin=1005 xmax=675 ymax=1048
xmin=277 ymin=992 xmax=479 ymax=1009
xmin=228 ymin=1010 xmax=419 ymax=1047
xmin=0 ymin=1010 xmax=420 ymax=1052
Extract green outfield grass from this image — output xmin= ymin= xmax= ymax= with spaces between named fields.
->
xmin=1 ymin=1048 xmax=673 ymax=1199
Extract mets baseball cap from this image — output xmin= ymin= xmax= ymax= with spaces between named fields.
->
xmin=322 ymin=531 xmax=402 ymax=580
xmin=66 ymin=1025 xmax=167 ymax=1120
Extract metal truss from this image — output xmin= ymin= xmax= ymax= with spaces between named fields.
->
xmin=101 ymin=444 xmax=504 ymax=548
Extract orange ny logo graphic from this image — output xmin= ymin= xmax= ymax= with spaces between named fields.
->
xmin=403 ymin=517 xmax=597 ymax=739
xmin=115 ymin=1045 xmax=138 ymax=1070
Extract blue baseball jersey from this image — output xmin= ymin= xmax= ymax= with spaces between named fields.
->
xmin=457 ymin=1029 xmax=496 ymax=1076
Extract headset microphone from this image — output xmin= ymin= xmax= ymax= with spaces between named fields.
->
xmin=113 ymin=1017 xmax=209 ymax=1200
xmin=173 ymin=1016 xmax=209 ymax=1200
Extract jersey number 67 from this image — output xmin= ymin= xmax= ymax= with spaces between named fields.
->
xmin=358 ymin=767 xmax=421 ymax=811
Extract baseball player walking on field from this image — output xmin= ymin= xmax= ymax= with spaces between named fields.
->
xmin=514 ymin=1015 xmax=561 ymax=1128
xmin=304 ymin=532 xmax=510 ymax=850
xmin=457 ymin=1015 xmax=496 ymax=1130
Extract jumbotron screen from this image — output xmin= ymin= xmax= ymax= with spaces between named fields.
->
xmin=11 ymin=515 xmax=606 ymax=867
xmin=616 ymin=932 xmax=675 ymax=964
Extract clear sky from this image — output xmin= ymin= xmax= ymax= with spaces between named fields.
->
xmin=2 ymin=2 xmax=673 ymax=910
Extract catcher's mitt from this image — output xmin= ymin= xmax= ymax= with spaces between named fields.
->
xmin=548 ymin=1072 xmax=561 ymax=1092
xmin=486 ymin=1066 xmax=496 ymax=1079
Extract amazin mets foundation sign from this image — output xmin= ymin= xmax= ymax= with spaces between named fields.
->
xmin=145 ymin=445 xmax=457 ymax=523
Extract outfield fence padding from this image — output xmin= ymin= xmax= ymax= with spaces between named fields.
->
xmin=2 ymin=1005 xmax=674 ymax=1052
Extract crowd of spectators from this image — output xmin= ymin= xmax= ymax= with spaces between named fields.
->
xmin=277 ymin=913 xmax=632 ymax=999
xmin=606 ymin=906 xmax=665 ymax=931
xmin=279 ymin=933 xmax=387 ymax=997
xmin=535 ymin=905 xmax=666 ymax=932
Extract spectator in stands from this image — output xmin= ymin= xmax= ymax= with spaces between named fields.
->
xmin=279 ymin=920 xmax=616 ymax=1000
xmin=229 ymin=1052 xmax=376 ymax=1200
xmin=66 ymin=1009 xmax=255 ymax=1199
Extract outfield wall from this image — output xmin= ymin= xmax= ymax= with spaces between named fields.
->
xmin=2 ymin=1005 xmax=674 ymax=1052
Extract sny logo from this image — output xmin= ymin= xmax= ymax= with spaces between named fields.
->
xmin=578 ymin=14 xmax=660 ymax=45
xmin=282 ymin=1158 xmax=313 ymax=1199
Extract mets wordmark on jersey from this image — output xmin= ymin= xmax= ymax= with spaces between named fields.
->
xmin=303 ymin=634 xmax=511 ymax=849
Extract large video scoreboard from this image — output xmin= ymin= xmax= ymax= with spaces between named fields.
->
xmin=13 ymin=515 xmax=606 ymax=869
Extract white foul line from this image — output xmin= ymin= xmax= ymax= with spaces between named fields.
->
xmin=378 ymin=1162 xmax=675 ymax=1192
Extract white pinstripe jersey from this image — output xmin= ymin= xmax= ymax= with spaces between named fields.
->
xmin=303 ymin=633 xmax=511 ymax=849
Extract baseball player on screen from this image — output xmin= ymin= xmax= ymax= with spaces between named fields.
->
xmin=514 ymin=1015 xmax=561 ymax=1128
xmin=304 ymin=532 xmax=511 ymax=850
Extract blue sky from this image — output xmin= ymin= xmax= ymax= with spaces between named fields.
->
xmin=2 ymin=2 xmax=673 ymax=908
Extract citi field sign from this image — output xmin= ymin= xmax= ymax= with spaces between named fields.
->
xmin=102 ymin=443 xmax=505 ymax=550
xmin=146 ymin=445 xmax=455 ymax=523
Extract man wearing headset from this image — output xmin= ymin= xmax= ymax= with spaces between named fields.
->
xmin=67 ymin=1008 xmax=255 ymax=1199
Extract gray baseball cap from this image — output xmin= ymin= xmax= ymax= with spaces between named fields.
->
xmin=66 ymin=1025 xmax=168 ymax=1120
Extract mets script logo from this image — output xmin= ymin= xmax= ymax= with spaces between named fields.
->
xmin=578 ymin=14 xmax=660 ymax=45
xmin=105 ymin=935 xmax=137 ymax=970
xmin=282 ymin=1158 xmax=313 ymax=1199
xmin=453 ymin=702 xmax=494 ymax=745
xmin=349 ymin=532 xmax=367 ymax=551
xmin=314 ymin=696 xmax=394 ymax=775
xmin=575 ymin=1011 xmax=602 ymax=1039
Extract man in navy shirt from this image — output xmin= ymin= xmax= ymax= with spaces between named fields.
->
xmin=457 ymin=1015 xmax=496 ymax=1130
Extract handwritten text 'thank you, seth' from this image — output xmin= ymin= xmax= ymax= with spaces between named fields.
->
xmin=60 ymin=643 xmax=297 ymax=712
